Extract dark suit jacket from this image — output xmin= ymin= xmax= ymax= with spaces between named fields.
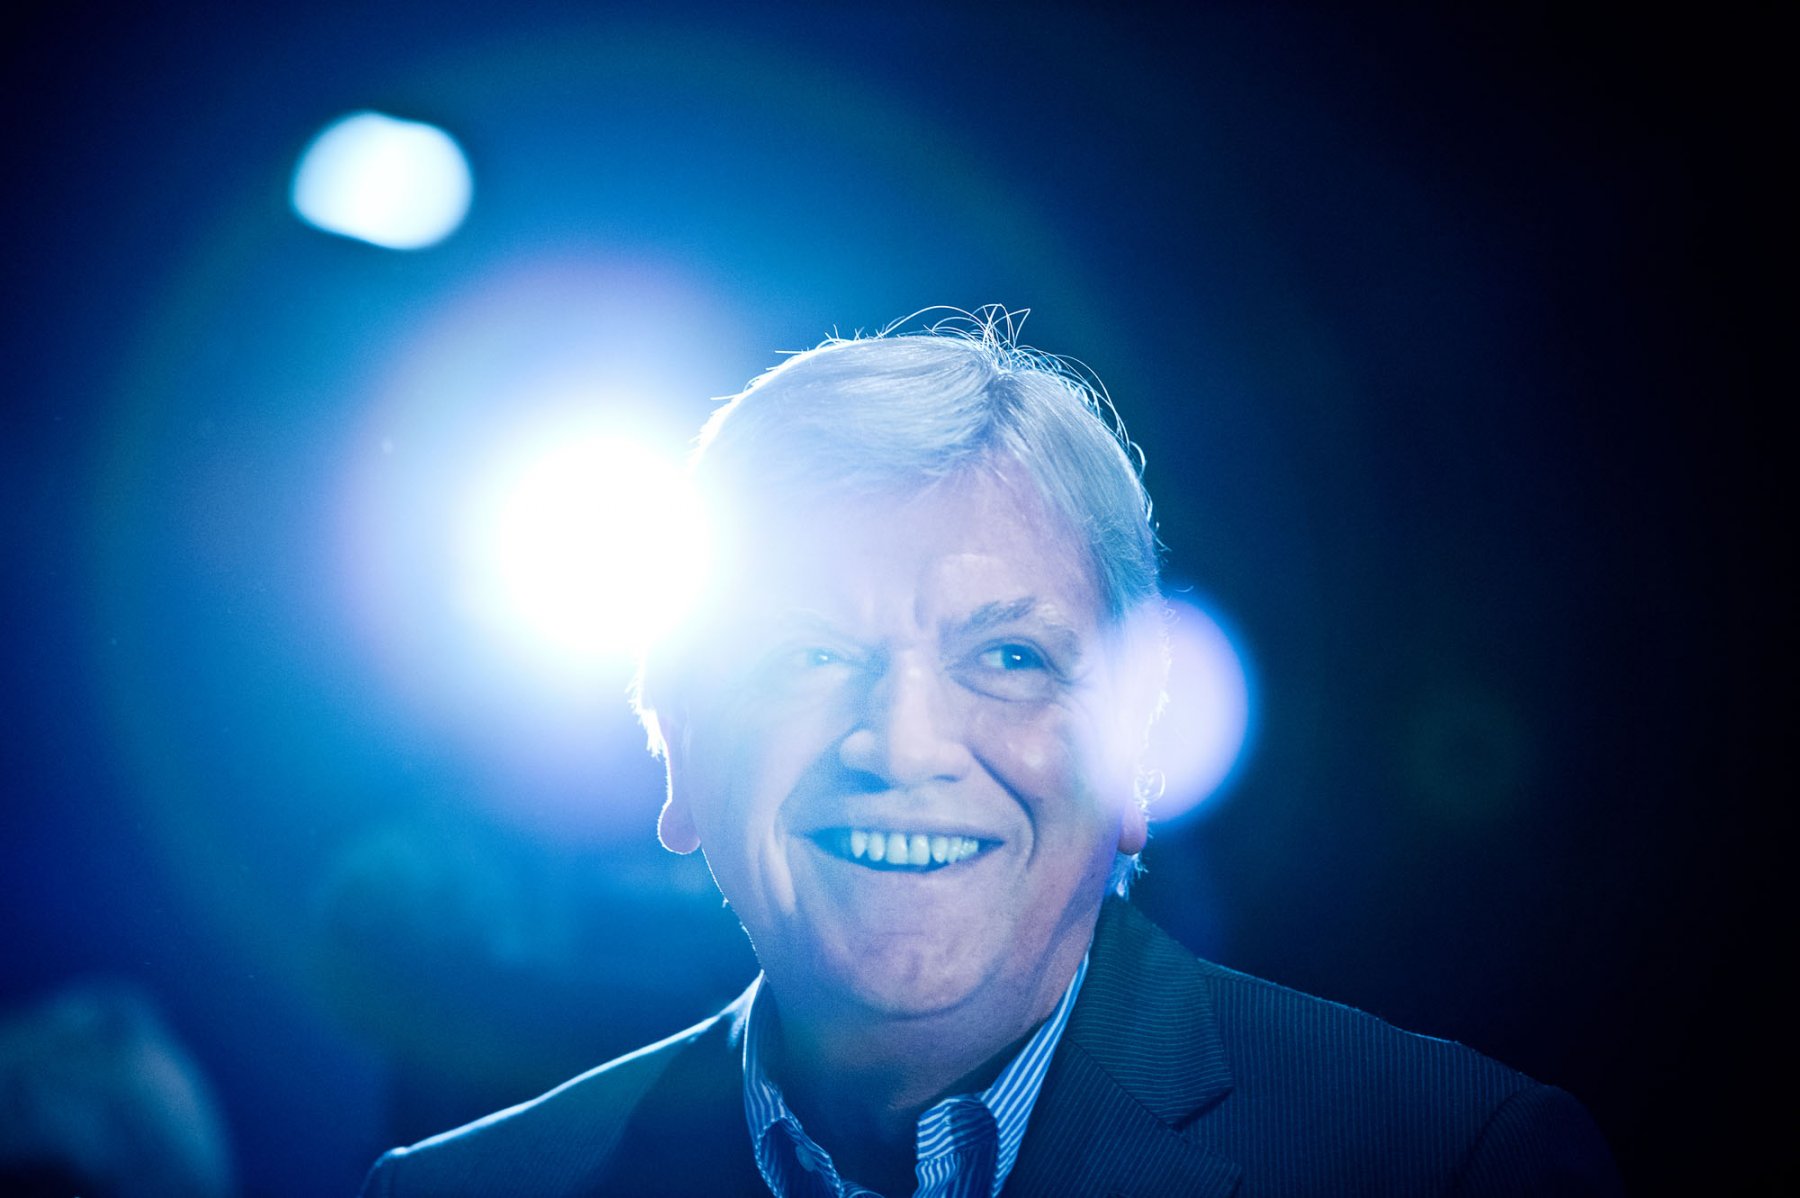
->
xmin=361 ymin=900 xmax=1619 ymax=1196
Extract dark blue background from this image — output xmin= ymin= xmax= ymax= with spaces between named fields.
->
xmin=1 ymin=3 xmax=1777 ymax=1193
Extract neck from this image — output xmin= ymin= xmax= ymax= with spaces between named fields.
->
xmin=759 ymin=933 xmax=1088 ymax=1194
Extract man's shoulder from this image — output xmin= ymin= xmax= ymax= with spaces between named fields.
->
xmin=1194 ymin=949 xmax=1530 ymax=1091
xmin=1036 ymin=900 xmax=1620 ymax=1195
xmin=1089 ymin=898 xmax=1544 ymax=1098
xmin=1187 ymin=956 xmax=1620 ymax=1193
xmin=359 ymin=1000 xmax=751 ymax=1198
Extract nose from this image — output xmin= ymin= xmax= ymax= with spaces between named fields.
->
xmin=838 ymin=654 xmax=971 ymax=787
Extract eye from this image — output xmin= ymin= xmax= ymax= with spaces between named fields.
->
xmin=961 ymin=641 xmax=1061 ymax=703
xmin=978 ymin=643 xmax=1047 ymax=672
xmin=748 ymin=643 xmax=855 ymax=692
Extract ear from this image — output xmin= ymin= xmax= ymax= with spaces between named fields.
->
xmin=645 ymin=701 xmax=701 ymax=854
xmin=1117 ymin=798 xmax=1149 ymax=856
xmin=658 ymin=792 xmax=701 ymax=854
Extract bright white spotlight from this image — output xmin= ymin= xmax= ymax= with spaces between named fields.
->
xmin=464 ymin=433 xmax=707 ymax=667
xmin=1144 ymin=597 xmax=1255 ymax=821
xmin=291 ymin=111 xmax=473 ymax=250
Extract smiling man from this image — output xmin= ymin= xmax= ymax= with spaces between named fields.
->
xmin=360 ymin=315 xmax=1619 ymax=1196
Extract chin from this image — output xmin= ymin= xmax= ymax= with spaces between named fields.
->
xmin=815 ymin=937 xmax=997 ymax=1021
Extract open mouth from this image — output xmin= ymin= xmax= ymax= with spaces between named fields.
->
xmin=812 ymin=828 xmax=994 ymax=872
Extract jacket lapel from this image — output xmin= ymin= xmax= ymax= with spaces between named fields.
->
xmin=605 ymin=982 xmax=767 ymax=1195
xmin=1006 ymin=901 xmax=1241 ymax=1198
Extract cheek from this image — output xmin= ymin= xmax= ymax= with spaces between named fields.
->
xmin=686 ymin=691 xmax=847 ymax=833
xmin=968 ymin=703 xmax=1091 ymax=804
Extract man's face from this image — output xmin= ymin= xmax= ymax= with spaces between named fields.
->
xmin=657 ymin=467 xmax=1148 ymax=1028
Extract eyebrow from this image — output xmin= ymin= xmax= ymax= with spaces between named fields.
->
xmin=769 ymin=609 xmax=845 ymax=639
xmin=953 ymin=598 xmax=1086 ymax=658
xmin=766 ymin=600 xmax=1088 ymax=658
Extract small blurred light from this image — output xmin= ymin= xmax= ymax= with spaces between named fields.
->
xmin=463 ymin=431 xmax=708 ymax=668
xmin=291 ymin=111 xmax=473 ymax=250
xmin=1145 ymin=597 xmax=1255 ymax=821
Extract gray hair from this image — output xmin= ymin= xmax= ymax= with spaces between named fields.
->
xmin=639 ymin=308 xmax=1164 ymax=893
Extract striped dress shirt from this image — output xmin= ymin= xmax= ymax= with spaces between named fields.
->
xmin=742 ymin=954 xmax=1090 ymax=1198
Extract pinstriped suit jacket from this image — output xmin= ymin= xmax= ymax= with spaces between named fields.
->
xmin=361 ymin=900 xmax=1620 ymax=1196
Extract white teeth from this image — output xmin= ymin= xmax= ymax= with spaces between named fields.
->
xmin=837 ymin=828 xmax=985 ymax=867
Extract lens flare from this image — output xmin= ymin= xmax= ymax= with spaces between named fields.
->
xmin=462 ymin=432 xmax=707 ymax=667
xmin=1145 ymin=596 xmax=1255 ymax=821
xmin=291 ymin=111 xmax=473 ymax=250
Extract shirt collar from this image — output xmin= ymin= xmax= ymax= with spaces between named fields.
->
xmin=741 ymin=953 xmax=1091 ymax=1198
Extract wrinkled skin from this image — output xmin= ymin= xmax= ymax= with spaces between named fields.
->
xmin=656 ymin=468 xmax=1149 ymax=1050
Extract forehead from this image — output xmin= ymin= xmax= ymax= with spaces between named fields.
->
xmin=721 ymin=468 xmax=1103 ymax=633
